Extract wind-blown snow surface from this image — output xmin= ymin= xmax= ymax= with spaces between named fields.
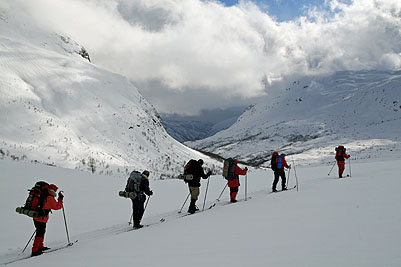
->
xmin=0 ymin=8 xmax=217 ymax=178
xmin=188 ymin=70 xmax=401 ymax=166
xmin=1 ymin=158 xmax=400 ymax=266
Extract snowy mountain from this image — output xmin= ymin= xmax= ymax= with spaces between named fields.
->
xmin=160 ymin=116 xmax=214 ymax=142
xmin=161 ymin=107 xmax=243 ymax=142
xmin=188 ymin=70 xmax=401 ymax=166
xmin=0 ymin=6 xmax=218 ymax=178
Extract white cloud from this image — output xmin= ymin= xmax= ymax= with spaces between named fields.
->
xmin=4 ymin=0 xmax=401 ymax=114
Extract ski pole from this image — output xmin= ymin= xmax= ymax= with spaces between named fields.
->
xmin=348 ymin=158 xmax=352 ymax=177
xmin=140 ymin=195 xmax=151 ymax=221
xmin=21 ymin=230 xmax=36 ymax=254
xmin=178 ymin=192 xmax=190 ymax=213
xmin=287 ymin=167 xmax=291 ymax=188
xmin=328 ymin=161 xmax=336 ymax=176
xmin=144 ymin=195 xmax=150 ymax=211
xmin=128 ymin=212 xmax=133 ymax=225
xmin=245 ymin=173 xmax=248 ymax=201
xmin=202 ymin=176 xmax=211 ymax=211
xmin=216 ymin=183 xmax=228 ymax=202
xmin=62 ymin=206 xmax=71 ymax=245
xmin=291 ymin=158 xmax=299 ymax=191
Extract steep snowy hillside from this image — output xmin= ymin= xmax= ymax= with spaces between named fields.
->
xmin=0 ymin=7 xmax=217 ymax=178
xmin=188 ymin=70 xmax=401 ymax=166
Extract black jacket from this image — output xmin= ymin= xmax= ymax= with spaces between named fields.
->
xmin=187 ymin=161 xmax=209 ymax=187
xmin=139 ymin=178 xmax=152 ymax=196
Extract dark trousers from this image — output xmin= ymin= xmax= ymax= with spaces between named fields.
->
xmin=131 ymin=195 xmax=146 ymax=226
xmin=230 ymin=187 xmax=238 ymax=200
xmin=32 ymin=220 xmax=47 ymax=253
xmin=34 ymin=220 xmax=46 ymax=238
xmin=273 ymin=169 xmax=286 ymax=190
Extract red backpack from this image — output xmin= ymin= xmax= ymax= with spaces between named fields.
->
xmin=16 ymin=181 xmax=51 ymax=218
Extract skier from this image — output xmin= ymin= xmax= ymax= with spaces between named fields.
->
xmin=31 ymin=184 xmax=63 ymax=256
xmin=128 ymin=170 xmax=153 ymax=229
xmin=335 ymin=145 xmax=350 ymax=178
xmin=228 ymin=159 xmax=248 ymax=203
xmin=186 ymin=159 xmax=212 ymax=214
xmin=271 ymin=152 xmax=291 ymax=192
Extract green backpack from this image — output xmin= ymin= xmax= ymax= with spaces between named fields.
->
xmin=119 ymin=171 xmax=143 ymax=199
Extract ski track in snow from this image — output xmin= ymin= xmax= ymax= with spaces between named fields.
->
xmin=0 ymin=183 xmax=307 ymax=265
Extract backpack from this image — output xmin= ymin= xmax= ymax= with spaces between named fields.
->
xmin=335 ymin=146 xmax=346 ymax=153
xmin=16 ymin=181 xmax=51 ymax=218
xmin=271 ymin=152 xmax=278 ymax=171
xmin=119 ymin=171 xmax=144 ymax=199
xmin=222 ymin=158 xmax=236 ymax=180
xmin=277 ymin=155 xmax=283 ymax=169
xmin=179 ymin=159 xmax=198 ymax=182
xmin=335 ymin=146 xmax=346 ymax=160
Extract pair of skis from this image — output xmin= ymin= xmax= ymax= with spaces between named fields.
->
xmin=4 ymin=240 xmax=78 ymax=265
xmin=270 ymin=185 xmax=297 ymax=194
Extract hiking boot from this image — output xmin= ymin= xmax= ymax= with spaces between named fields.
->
xmin=39 ymin=247 xmax=50 ymax=252
xmin=282 ymin=187 xmax=287 ymax=191
xmin=230 ymin=199 xmax=237 ymax=203
xmin=272 ymin=189 xmax=277 ymax=192
xmin=188 ymin=208 xmax=195 ymax=214
xmin=188 ymin=199 xmax=197 ymax=214
xmin=133 ymin=224 xmax=144 ymax=229
xmin=31 ymin=251 xmax=43 ymax=257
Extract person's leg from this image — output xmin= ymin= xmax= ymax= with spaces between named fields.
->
xmin=338 ymin=161 xmax=345 ymax=178
xmin=280 ymin=170 xmax=287 ymax=190
xmin=230 ymin=187 xmax=238 ymax=202
xmin=188 ymin=187 xmax=200 ymax=213
xmin=272 ymin=172 xmax=279 ymax=192
xmin=132 ymin=197 xmax=145 ymax=228
xmin=32 ymin=220 xmax=46 ymax=256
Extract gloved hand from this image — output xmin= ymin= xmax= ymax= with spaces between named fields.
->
xmin=245 ymin=167 xmax=248 ymax=171
xmin=58 ymin=191 xmax=64 ymax=201
xmin=207 ymin=170 xmax=212 ymax=176
xmin=148 ymin=191 xmax=153 ymax=196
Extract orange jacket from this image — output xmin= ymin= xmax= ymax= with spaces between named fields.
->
xmin=33 ymin=195 xmax=63 ymax=223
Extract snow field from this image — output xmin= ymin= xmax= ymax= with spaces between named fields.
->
xmin=1 ymin=158 xmax=400 ymax=266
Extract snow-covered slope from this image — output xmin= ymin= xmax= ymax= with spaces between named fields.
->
xmin=0 ymin=6 xmax=218 ymax=178
xmin=1 ymin=157 xmax=400 ymax=266
xmin=188 ymin=70 xmax=401 ymax=166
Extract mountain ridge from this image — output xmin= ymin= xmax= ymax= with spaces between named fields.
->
xmin=187 ymin=70 xmax=401 ymax=166
xmin=0 ymin=9 xmax=218 ymax=178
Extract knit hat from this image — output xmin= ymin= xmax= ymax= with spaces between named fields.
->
xmin=48 ymin=184 xmax=58 ymax=196
xmin=49 ymin=184 xmax=58 ymax=191
xmin=142 ymin=170 xmax=150 ymax=179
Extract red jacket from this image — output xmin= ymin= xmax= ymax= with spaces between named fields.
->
xmin=33 ymin=195 xmax=63 ymax=223
xmin=335 ymin=147 xmax=350 ymax=162
xmin=228 ymin=160 xmax=247 ymax=187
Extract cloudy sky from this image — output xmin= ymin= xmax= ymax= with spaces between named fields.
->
xmin=6 ymin=0 xmax=401 ymax=116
